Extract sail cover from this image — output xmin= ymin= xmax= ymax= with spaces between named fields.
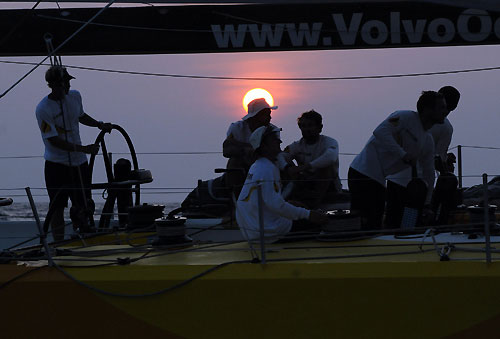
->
xmin=1 ymin=1 xmax=500 ymax=56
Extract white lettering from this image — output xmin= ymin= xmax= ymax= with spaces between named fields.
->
xmin=332 ymin=13 xmax=363 ymax=45
xmin=248 ymin=24 xmax=285 ymax=47
xmin=495 ymin=17 xmax=500 ymax=38
xmin=391 ymin=12 xmax=401 ymax=43
xmin=458 ymin=9 xmax=491 ymax=42
xmin=402 ymin=19 xmax=427 ymax=43
xmin=361 ymin=20 xmax=388 ymax=44
xmin=286 ymin=23 xmax=322 ymax=46
xmin=428 ymin=18 xmax=455 ymax=43
xmin=211 ymin=24 xmax=247 ymax=48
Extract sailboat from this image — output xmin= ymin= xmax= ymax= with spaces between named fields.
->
xmin=2 ymin=1 xmax=500 ymax=337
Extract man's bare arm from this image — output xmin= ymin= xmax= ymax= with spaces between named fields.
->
xmin=48 ymin=136 xmax=99 ymax=155
xmin=79 ymin=113 xmax=112 ymax=132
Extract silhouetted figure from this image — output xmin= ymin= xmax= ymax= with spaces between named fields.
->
xmin=277 ymin=110 xmax=341 ymax=208
xmin=348 ymin=91 xmax=448 ymax=230
xmin=236 ymin=125 xmax=328 ymax=241
xmin=36 ymin=66 xmax=112 ymax=241
xmin=223 ymin=98 xmax=278 ymax=197
xmin=430 ymin=86 xmax=461 ymax=225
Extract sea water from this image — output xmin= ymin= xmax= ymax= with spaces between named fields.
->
xmin=0 ymin=202 xmax=180 ymax=249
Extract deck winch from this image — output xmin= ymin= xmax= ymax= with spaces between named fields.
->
xmin=153 ymin=215 xmax=191 ymax=246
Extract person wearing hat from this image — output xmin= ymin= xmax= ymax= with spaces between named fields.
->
xmin=236 ymin=125 xmax=329 ymax=241
xmin=277 ymin=110 xmax=341 ymax=209
xmin=35 ymin=65 xmax=112 ymax=241
xmin=223 ymin=98 xmax=279 ymax=197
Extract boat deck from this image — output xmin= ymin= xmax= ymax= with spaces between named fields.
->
xmin=3 ymin=219 xmax=500 ymax=338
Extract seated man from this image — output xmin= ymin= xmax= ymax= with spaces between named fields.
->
xmin=236 ymin=125 xmax=328 ymax=241
xmin=223 ymin=98 xmax=278 ymax=197
xmin=277 ymin=110 xmax=341 ymax=209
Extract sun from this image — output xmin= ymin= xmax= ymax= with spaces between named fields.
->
xmin=242 ymin=88 xmax=274 ymax=112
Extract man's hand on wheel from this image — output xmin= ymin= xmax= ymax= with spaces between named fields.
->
xmin=98 ymin=122 xmax=113 ymax=133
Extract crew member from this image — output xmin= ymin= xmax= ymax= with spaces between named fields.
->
xmin=223 ymin=98 xmax=278 ymax=197
xmin=348 ymin=91 xmax=448 ymax=230
xmin=429 ymin=86 xmax=461 ymax=224
xmin=277 ymin=110 xmax=341 ymax=208
xmin=236 ymin=125 xmax=328 ymax=241
xmin=36 ymin=65 xmax=112 ymax=241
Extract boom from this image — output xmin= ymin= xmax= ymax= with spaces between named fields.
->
xmin=1 ymin=1 xmax=500 ymax=56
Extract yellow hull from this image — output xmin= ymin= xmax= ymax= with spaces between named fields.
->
xmin=2 ymin=238 xmax=500 ymax=338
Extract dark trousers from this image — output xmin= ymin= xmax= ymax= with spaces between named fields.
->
xmin=348 ymin=168 xmax=385 ymax=230
xmin=386 ymin=178 xmax=430 ymax=228
xmin=431 ymin=172 xmax=458 ymax=225
xmin=45 ymin=161 xmax=91 ymax=209
xmin=385 ymin=181 xmax=408 ymax=228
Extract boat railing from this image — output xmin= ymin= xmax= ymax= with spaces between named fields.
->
xmin=0 ymin=144 xmax=497 ymax=209
xmin=0 ymin=145 xmax=499 ymax=264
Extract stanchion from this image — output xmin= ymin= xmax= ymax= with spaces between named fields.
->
xmin=25 ymin=187 xmax=54 ymax=266
xmin=457 ymin=145 xmax=462 ymax=189
xmin=257 ymin=183 xmax=266 ymax=264
xmin=483 ymin=173 xmax=491 ymax=263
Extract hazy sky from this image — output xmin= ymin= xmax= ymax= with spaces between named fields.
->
xmin=2 ymin=3 xmax=500 ymax=206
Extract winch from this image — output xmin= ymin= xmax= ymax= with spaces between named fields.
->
xmin=153 ymin=215 xmax=192 ymax=246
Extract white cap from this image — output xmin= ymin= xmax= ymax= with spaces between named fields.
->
xmin=242 ymin=98 xmax=278 ymax=120
xmin=249 ymin=125 xmax=281 ymax=150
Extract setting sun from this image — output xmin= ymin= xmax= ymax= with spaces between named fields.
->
xmin=242 ymin=88 xmax=274 ymax=112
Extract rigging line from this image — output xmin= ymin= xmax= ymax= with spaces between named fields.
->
xmin=34 ymin=13 xmax=213 ymax=32
xmin=113 ymin=151 xmax=222 ymax=155
xmin=0 ymin=155 xmax=44 ymax=159
xmin=52 ymin=247 xmax=438 ymax=298
xmin=0 ymin=1 xmax=41 ymax=48
xmin=0 ymin=0 xmax=116 ymax=100
xmin=0 ymin=150 xmax=357 ymax=157
xmin=53 ymin=259 xmax=253 ymax=298
xmin=2 ymin=59 xmax=500 ymax=81
xmin=460 ymin=145 xmax=500 ymax=150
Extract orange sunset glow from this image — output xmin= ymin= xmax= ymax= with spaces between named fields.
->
xmin=242 ymin=88 xmax=274 ymax=112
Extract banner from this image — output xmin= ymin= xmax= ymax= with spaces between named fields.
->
xmin=1 ymin=2 xmax=500 ymax=56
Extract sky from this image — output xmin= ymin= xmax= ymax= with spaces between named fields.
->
xmin=2 ymin=3 xmax=500 ymax=207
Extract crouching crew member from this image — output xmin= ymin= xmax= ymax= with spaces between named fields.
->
xmin=236 ymin=125 xmax=328 ymax=241
xmin=277 ymin=110 xmax=341 ymax=209
xmin=348 ymin=91 xmax=448 ymax=230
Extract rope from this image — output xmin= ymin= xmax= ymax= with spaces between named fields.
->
xmin=42 ymin=245 xmax=435 ymax=298
xmin=0 ymin=0 xmax=116 ymax=100
xmin=2 ymin=59 xmax=500 ymax=82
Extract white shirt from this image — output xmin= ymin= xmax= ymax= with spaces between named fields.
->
xmin=236 ymin=157 xmax=310 ymax=241
xmin=36 ymin=90 xmax=87 ymax=166
xmin=226 ymin=120 xmax=278 ymax=143
xmin=277 ymin=135 xmax=342 ymax=191
xmin=429 ymin=117 xmax=453 ymax=163
xmin=351 ymin=111 xmax=435 ymax=198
